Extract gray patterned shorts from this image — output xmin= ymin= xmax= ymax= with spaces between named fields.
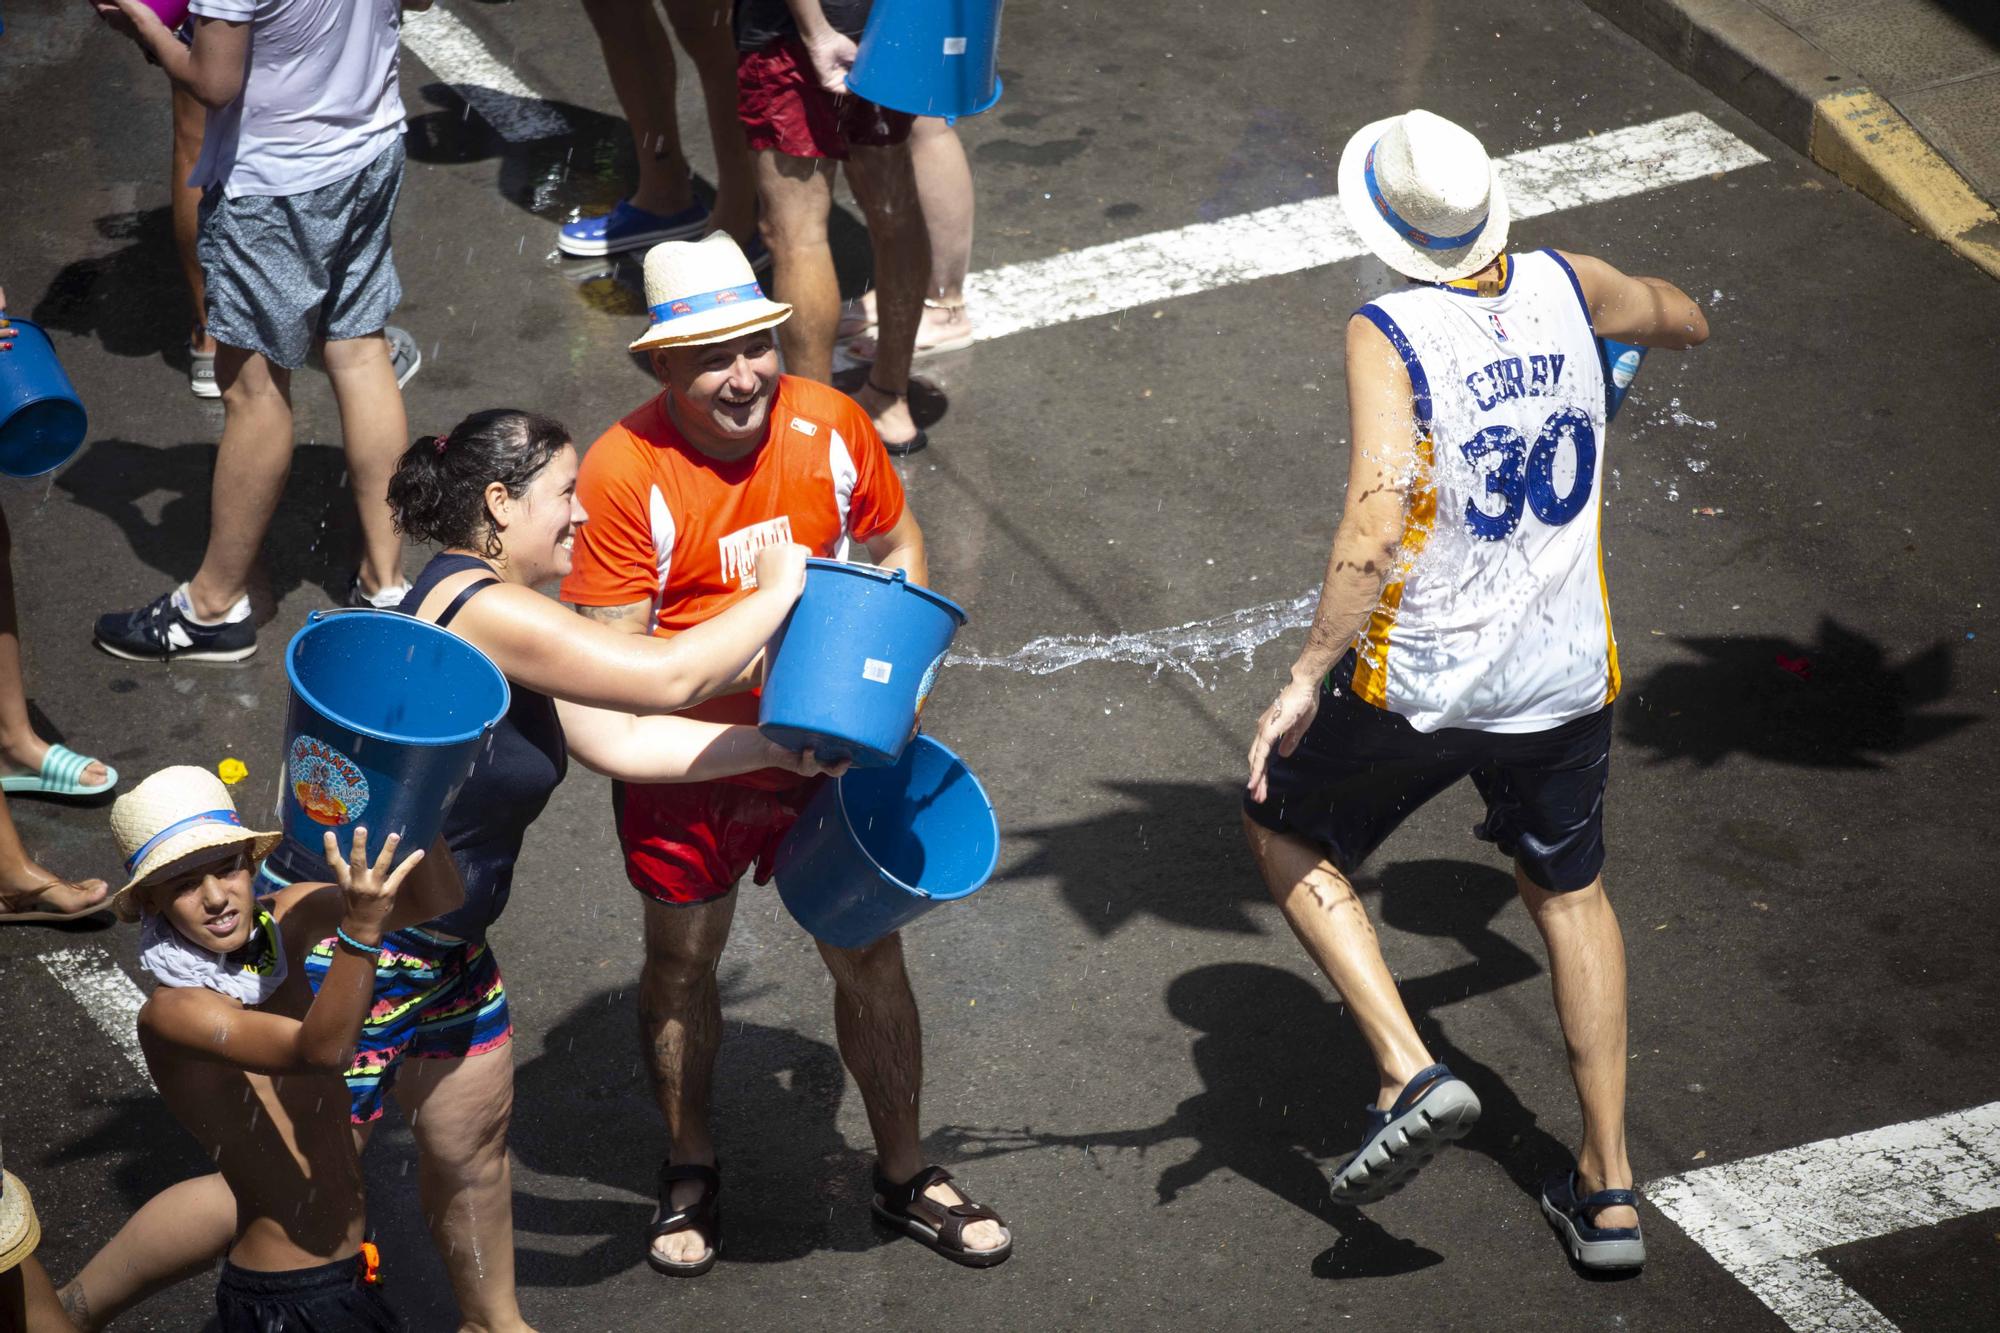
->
xmin=199 ymin=136 xmax=405 ymax=370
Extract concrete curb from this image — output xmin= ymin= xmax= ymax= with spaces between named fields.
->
xmin=1581 ymin=0 xmax=2000 ymax=280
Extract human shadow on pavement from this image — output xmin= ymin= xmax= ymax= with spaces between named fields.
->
xmin=1620 ymin=617 xmax=1978 ymax=769
xmin=26 ymin=208 xmax=191 ymax=365
xmin=56 ymin=437 xmax=364 ymax=622
xmin=507 ymin=969 xmax=930 ymax=1285
xmin=1009 ymin=780 xmax=1267 ymax=937
xmin=938 ymin=860 xmax=1575 ymax=1277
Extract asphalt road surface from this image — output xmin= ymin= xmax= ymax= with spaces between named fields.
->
xmin=2 ymin=0 xmax=1997 ymax=1329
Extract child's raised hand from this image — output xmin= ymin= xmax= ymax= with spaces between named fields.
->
xmin=323 ymin=826 xmax=424 ymax=944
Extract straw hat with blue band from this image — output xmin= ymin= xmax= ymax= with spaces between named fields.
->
xmin=629 ymin=233 xmax=794 ymax=352
xmin=1337 ymin=109 xmax=1510 ymax=284
xmin=108 ymin=765 xmax=281 ymax=920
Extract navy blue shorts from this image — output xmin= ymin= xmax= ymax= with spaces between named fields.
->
xmin=1243 ymin=655 xmax=1614 ymax=892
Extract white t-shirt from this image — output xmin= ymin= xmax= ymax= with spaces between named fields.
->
xmin=1346 ymin=250 xmax=1619 ymax=733
xmin=187 ymin=0 xmax=406 ymax=198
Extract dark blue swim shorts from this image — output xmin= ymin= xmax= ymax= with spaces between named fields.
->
xmin=1243 ymin=653 xmax=1614 ymax=892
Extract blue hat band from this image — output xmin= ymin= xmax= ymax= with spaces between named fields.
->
xmin=1363 ymin=141 xmax=1487 ymax=251
xmin=126 ymin=808 xmax=248 ymax=874
xmin=648 ymin=281 xmax=768 ymax=327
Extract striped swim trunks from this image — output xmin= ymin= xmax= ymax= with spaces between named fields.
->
xmin=301 ymin=924 xmax=512 ymax=1124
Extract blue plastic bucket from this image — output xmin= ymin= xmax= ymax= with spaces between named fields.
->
xmin=759 ymin=559 xmax=966 ymax=767
xmin=0 ymin=317 xmax=88 ymax=479
xmin=848 ymin=0 xmax=1005 ymax=122
xmin=774 ymin=735 xmax=998 ymax=949
xmin=1599 ymin=337 xmax=1647 ymax=421
xmin=276 ymin=609 xmax=510 ymax=876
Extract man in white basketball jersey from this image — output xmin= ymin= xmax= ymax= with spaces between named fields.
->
xmin=1243 ymin=109 xmax=1708 ymax=1272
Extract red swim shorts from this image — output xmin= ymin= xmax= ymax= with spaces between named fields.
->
xmin=736 ymin=38 xmax=915 ymax=160
xmin=614 ymin=777 xmax=827 ymax=906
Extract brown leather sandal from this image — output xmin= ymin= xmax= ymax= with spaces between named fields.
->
xmin=871 ymin=1165 xmax=1012 ymax=1268
xmin=646 ymin=1160 xmax=720 ymax=1277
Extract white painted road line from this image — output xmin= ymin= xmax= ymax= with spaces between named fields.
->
xmin=39 ymin=947 xmax=151 ymax=1087
xmin=949 ymin=591 xmax=1314 ymax=683
xmin=401 ymin=7 xmax=571 ymax=144
xmin=1649 ymin=1100 xmax=2000 ymax=1333
xmin=962 ymin=112 xmax=1767 ymax=343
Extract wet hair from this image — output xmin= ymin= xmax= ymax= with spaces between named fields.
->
xmin=386 ymin=409 xmax=571 ymax=558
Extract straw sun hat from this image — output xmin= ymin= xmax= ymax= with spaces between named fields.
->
xmin=629 ymin=233 xmax=793 ymax=353
xmin=1338 ymin=109 xmax=1510 ymax=283
xmin=0 ymin=1168 xmax=40 ymax=1275
xmin=108 ymin=765 xmax=280 ymax=922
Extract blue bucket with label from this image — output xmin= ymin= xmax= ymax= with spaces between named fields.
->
xmin=1599 ymin=337 xmax=1647 ymax=421
xmin=848 ymin=0 xmax=1005 ymax=122
xmin=0 ymin=316 xmax=88 ymax=479
xmin=276 ymin=609 xmax=510 ymax=877
xmin=759 ymin=559 xmax=966 ymax=768
xmin=774 ymin=735 xmax=998 ymax=949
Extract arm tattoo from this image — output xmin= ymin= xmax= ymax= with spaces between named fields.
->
xmin=574 ymin=602 xmax=650 ymax=626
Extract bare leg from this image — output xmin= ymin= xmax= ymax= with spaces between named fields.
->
xmin=753 ymin=152 xmax=838 ymax=383
xmin=843 ymin=143 xmax=927 ymax=448
xmin=817 ymin=932 xmax=1005 ymax=1252
xmin=56 ymin=1174 xmax=235 ymax=1331
xmin=186 ymin=347 xmax=293 ymax=621
xmin=848 ymin=117 xmax=973 ymax=342
xmin=6 ymin=1255 xmax=81 ymax=1333
xmin=0 ymin=506 xmax=107 ymax=789
xmin=320 ymin=333 xmax=407 ymax=600
xmin=1516 ymin=869 xmax=1638 ymax=1229
xmin=1242 ymin=812 xmax=1432 ymax=1109
xmin=659 ymin=0 xmax=756 ymax=243
xmin=394 ymin=1044 xmax=533 ymax=1333
xmin=637 ymin=892 xmax=735 ymax=1266
xmin=169 ymin=85 xmax=212 ymax=357
xmin=579 ymin=0 xmax=698 ymax=219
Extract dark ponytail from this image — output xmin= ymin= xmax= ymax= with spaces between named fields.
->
xmin=387 ymin=409 xmax=571 ymax=557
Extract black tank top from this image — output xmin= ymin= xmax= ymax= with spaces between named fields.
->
xmin=398 ymin=553 xmax=569 ymax=940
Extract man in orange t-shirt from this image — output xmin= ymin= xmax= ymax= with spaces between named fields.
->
xmin=562 ymin=234 xmax=1012 ymax=1275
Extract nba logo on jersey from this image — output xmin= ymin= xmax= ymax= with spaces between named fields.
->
xmin=1488 ymin=312 xmax=1509 ymax=341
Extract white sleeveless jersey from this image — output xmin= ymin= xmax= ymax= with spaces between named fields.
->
xmin=1348 ymin=250 xmax=1619 ymax=733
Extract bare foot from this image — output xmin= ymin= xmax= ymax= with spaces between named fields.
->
xmin=918 ymin=1176 xmax=1008 ymax=1254
xmin=845 ymin=303 xmax=974 ymax=362
xmin=0 ymin=866 xmax=111 ymax=919
xmin=649 ymin=1168 xmax=716 ymax=1268
xmin=0 ymin=736 xmax=109 ymax=789
xmin=853 ymin=381 xmax=920 ymax=452
xmin=1578 ymin=1170 xmax=1640 ymax=1230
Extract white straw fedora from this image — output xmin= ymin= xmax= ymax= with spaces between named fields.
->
xmin=109 ymin=765 xmax=281 ymax=921
xmin=629 ymin=233 xmax=794 ymax=352
xmin=1338 ymin=109 xmax=1510 ymax=283
xmin=0 ymin=1168 xmax=40 ymax=1275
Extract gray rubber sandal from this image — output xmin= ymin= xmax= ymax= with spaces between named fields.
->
xmin=1328 ymin=1063 xmax=1482 ymax=1204
xmin=1540 ymin=1170 xmax=1646 ymax=1271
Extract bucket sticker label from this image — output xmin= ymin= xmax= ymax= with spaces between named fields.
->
xmin=943 ymin=36 xmax=968 ymax=54
xmin=863 ymin=658 xmax=894 ymax=684
xmin=288 ymin=736 xmax=370 ymax=828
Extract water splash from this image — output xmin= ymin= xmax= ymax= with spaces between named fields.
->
xmin=947 ymin=591 xmax=1315 ymax=686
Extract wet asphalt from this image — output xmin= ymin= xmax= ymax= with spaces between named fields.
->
xmin=2 ymin=0 xmax=1999 ymax=1328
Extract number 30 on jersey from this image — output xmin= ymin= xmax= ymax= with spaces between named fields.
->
xmin=1460 ymin=406 xmax=1598 ymax=540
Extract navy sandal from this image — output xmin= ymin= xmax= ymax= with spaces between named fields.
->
xmin=1540 ymin=1169 xmax=1645 ymax=1270
xmin=646 ymin=1160 xmax=720 ymax=1277
xmin=1328 ymin=1063 xmax=1482 ymax=1204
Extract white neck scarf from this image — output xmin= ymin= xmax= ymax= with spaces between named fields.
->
xmin=138 ymin=906 xmax=289 ymax=1006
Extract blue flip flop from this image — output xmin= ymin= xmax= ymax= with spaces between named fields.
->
xmin=0 ymin=744 xmax=116 ymax=798
xmin=1328 ymin=1063 xmax=1482 ymax=1204
xmin=1540 ymin=1169 xmax=1646 ymax=1270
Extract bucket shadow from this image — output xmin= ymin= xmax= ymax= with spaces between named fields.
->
xmin=26 ymin=208 xmax=192 ymax=364
xmin=507 ymin=970 xmax=893 ymax=1284
xmin=936 ymin=861 xmax=1575 ymax=1274
xmin=1619 ymin=617 xmax=1979 ymax=769
xmin=57 ymin=437 xmax=364 ymax=618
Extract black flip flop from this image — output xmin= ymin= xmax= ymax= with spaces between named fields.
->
xmin=871 ymin=1165 xmax=1012 ymax=1268
xmin=884 ymin=429 xmax=929 ymax=458
xmin=646 ymin=1160 xmax=720 ymax=1277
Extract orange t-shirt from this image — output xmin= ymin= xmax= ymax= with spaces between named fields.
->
xmin=560 ymin=375 xmax=907 ymax=785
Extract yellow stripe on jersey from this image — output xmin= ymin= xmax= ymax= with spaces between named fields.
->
xmin=1595 ymin=489 xmax=1621 ymax=704
xmin=1351 ymin=428 xmax=1438 ymax=708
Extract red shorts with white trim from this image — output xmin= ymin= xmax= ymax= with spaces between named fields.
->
xmin=614 ymin=777 xmax=828 ymax=906
xmin=737 ymin=38 xmax=915 ymax=160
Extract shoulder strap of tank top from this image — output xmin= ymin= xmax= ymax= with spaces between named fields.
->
xmin=434 ymin=577 xmax=503 ymax=629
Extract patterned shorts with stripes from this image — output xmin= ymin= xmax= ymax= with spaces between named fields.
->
xmin=300 ymin=924 xmax=512 ymax=1124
